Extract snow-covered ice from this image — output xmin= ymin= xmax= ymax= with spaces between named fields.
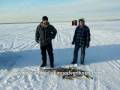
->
xmin=0 ymin=21 xmax=120 ymax=90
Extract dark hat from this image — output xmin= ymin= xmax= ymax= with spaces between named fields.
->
xmin=42 ymin=16 xmax=48 ymax=21
xmin=79 ymin=18 xmax=85 ymax=23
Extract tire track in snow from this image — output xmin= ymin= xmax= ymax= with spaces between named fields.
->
xmin=111 ymin=60 xmax=120 ymax=70
xmin=107 ymin=61 xmax=120 ymax=73
xmin=99 ymin=62 xmax=120 ymax=90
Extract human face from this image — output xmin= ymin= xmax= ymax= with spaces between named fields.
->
xmin=42 ymin=20 xmax=48 ymax=28
xmin=79 ymin=21 xmax=84 ymax=27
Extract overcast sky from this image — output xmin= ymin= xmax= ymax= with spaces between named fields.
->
xmin=0 ymin=0 xmax=120 ymax=23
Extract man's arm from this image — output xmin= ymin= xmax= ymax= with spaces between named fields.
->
xmin=35 ymin=26 xmax=40 ymax=43
xmin=72 ymin=27 xmax=77 ymax=44
xmin=86 ymin=27 xmax=91 ymax=47
xmin=50 ymin=25 xmax=57 ymax=39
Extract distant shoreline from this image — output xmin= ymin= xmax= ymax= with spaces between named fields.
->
xmin=0 ymin=19 xmax=120 ymax=25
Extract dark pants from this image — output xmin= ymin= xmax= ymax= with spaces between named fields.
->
xmin=40 ymin=43 xmax=54 ymax=66
xmin=73 ymin=45 xmax=86 ymax=64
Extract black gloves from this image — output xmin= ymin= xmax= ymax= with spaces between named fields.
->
xmin=72 ymin=41 xmax=75 ymax=45
xmin=37 ymin=41 xmax=39 ymax=43
xmin=86 ymin=43 xmax=90 ymax=48
xmin=35 ymin=39 xmax=39 ymax=43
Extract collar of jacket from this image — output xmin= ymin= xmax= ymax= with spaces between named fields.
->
xmin=40 ymin=22 xmax=50 ymax=27
xmin=78 ymin=25 xmax=87 ymax=30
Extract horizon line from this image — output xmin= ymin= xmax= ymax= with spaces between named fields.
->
xmin=0 ymin=18 xmax=120 ymax=25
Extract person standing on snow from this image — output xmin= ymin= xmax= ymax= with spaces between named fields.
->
xmin=71 ymin=19 xmax=91 ymax=65
xmin=35 ymin=16 xmax=57 ymax=68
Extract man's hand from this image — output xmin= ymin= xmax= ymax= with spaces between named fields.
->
xmin=72 ymin=41 xmax=75 ymax=45
xmin=86 ymin=43 xmax=89 ymax=48
xmin=37 ymin=41 xmax=39 ymax=43
xmin=35 ymin=39 xmax=39 ymax=43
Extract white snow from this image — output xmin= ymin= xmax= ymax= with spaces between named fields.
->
xmin=0 ymin=21 xmax=120 ymax=90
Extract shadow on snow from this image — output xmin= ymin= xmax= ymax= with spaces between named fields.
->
xmin=0 ymin=44 xmax=120 ymax=70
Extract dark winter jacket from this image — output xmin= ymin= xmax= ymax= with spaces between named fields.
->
xmin=72 ymin=25 xmax=91 ymax=47
xmin=35 ymin=22 xmax=57 ymax=46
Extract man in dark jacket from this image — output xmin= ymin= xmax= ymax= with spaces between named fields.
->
xmin=35 ymin=16 xmax=57 ymax=68
xmin=72 ymin=19 xmax=91 ymax=64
